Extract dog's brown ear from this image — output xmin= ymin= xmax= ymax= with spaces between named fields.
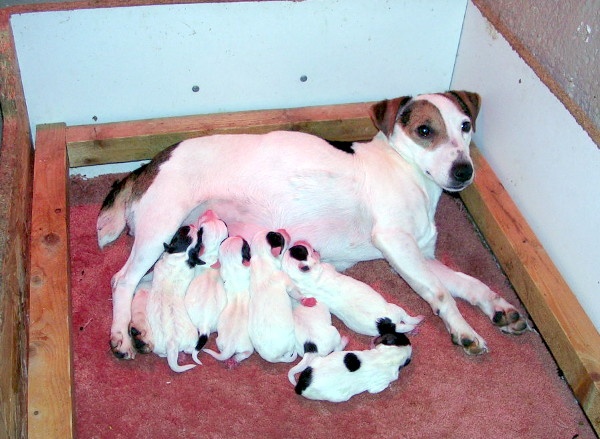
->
xmin=369 ymin=96 xmax=412 ymax=137
xmin=443 ymin=91 xmax=481 ymax=131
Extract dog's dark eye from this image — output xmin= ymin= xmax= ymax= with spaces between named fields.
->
xmin=416 ymin=125 xmax=432 ymax=138
xmin=461 ymin=121 xmax=472 ymax=133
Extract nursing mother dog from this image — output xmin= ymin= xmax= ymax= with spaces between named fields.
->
xmin=98 ymin=90 xmax=529 ymax=360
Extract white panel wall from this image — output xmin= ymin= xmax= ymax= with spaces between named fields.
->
xmin=11 ymin=0 xmax=466 ymax=140
xmin=451 ymin=2 xmax=600 ymax=332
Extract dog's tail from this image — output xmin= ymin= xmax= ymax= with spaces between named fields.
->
xmin=167 ymin=341 xmax=197 ymax=373
xmin=287 ymin=352 xmax=317 ymax=386
xmin=97 ymin=170 xmax=138 ymax=249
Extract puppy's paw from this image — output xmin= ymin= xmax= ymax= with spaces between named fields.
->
xmin=130 ymin=326 xmax=153 ymax=354
xmin=110 ymin=332 xmax=136 ymax=360
xmin=301 ymin=297 xmax=317 ymax=307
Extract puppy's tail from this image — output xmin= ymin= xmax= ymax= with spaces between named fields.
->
xmin=202 ymin=347 xmax=232 ymax=362
xmin=97 ymin=170 xmax=138 ymax=249
xmin=287 ymin=353 xmax=316 ymax=386
xmin=167 ymin=341 xmax=197 ymax=373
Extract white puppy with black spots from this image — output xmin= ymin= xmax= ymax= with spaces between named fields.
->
xmin=203 ymin=236 xmax=254 ymax=367
xmin=184 ymin=210 xmax=229 ymax=358
xmin=282 ymin=242 xmax=423 ymax=336
xmin=291 ymin=319 xmax=412 ymax=402
xmin=287 ymin=298 xmax=349 ymax=385
xmin=146 ymin=225 xmax=205 ymax=372
xmin=248 ymin=229 xmax=310 ymax=363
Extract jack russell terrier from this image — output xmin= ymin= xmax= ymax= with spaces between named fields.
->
xmin=203 ymin=236 xmax=255 ymax=366
xmin=247 ymin=229 xmax=311 ymax=363
xmin=291 ymin=318 xmax=412 ymax=402
xmin=283 ymin=242 xmax=423 ymax=336
xmin=98 ymin=90 xmax=527 ymax=359
xmin=183 ymin=210 xmax=229 ymax=358
xmin=144 ymin=225 xmax=204 ymax=372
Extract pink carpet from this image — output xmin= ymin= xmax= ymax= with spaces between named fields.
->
xmin=69 ymin=175 xmax=596 ymax=439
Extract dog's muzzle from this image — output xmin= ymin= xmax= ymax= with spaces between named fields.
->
xmin=447 ymin=161 xmax=474 ymax=191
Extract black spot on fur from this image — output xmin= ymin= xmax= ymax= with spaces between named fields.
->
xmin=295 ymin=367 xmax=313 ymax=395
xmin=303 ymin=341 xmax=318 ymax=354
xmin=344 ymin=353 xmax=361 ymax=372
xmin=187 ymin=228 xmax=206 ymax=267
xmin=375 ymin=332 xmax=411 ymax=347
xmin=241 ymin=239 xmax=251 ymax=263
xmin=289 ymin=245 xmax=309 ymax=261
xmin=327 ymin=140 xmax=355 ymax=154
xmin=376 ymin=317 xmax=396 ymax=335
xmin=163 ymin=226 xmax=193 ymax=254
xmin=266 ymin=231 xmax=285 ymax=249
xmin=196 ymin=334 xmax=208 ymax=351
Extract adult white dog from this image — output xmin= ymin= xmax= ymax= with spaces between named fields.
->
xmin=98 ymin=90 xmax=527 ymax=359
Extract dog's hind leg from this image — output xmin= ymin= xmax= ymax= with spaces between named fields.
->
xmin=426 ymin=259 xmax=530 ymax=335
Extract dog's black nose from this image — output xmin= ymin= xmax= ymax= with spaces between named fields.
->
xmin=452 ymin=162 xmax=473 ymax=183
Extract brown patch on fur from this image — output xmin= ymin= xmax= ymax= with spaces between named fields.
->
xmin=369 ymin=96 xmax=412 ymax=137
xmin=131 ymin=142 xmax=179 ymax=201
xmin=397 ymin=100 xmax=449 ymax=149
xmin=441 ymin=91 xmax=481 ymax=131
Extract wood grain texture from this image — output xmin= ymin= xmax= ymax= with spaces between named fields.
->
xmin=29 ymin=123 xmax=74 ymax=439
xmin=460 ymin=145 xmax=600 ymax=433
xmin=0 ymin=13 xmax=33 ymax=439
xmin=66 ymin=103 xmax=377 ymax=167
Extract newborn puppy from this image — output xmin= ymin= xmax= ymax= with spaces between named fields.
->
xmin=184 ymin=210 xmax=229 ymax=355
xmin=146 ymin=225 xmax=205 ymax=372
xmin=282 ymin=242 xmax=423 ymax=336
xmin=248 ymin=229 xmax=306 ymax=363
xmin=203 ymin=236 xmax=254 ymax=366
xmin=292 ymin=319 xmax=412 ymax=402
xmin=287 ymin=299 xmax=349 ymax=385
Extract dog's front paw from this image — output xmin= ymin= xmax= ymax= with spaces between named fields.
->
xmin=492 ymin=307 xmax=530 ymax=335
xmin=451 ymin=332 xmax=488 ymax=356
xmin=110 ymin=331 xmax=136 ymax=360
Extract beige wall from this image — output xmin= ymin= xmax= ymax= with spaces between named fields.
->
xmin=473 ymin=0 xmax=600 ymax=146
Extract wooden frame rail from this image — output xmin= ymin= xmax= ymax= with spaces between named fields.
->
xmin=29 ymin=104 xmax=600 ymax=438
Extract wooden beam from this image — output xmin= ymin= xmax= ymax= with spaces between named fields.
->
xmin=66 ymin=103 xmax=377 ymax=167
xmin=29 ymin=123 xmax=75 ymax=439
xmin=460 ymin=145 xmax=600 ymax=432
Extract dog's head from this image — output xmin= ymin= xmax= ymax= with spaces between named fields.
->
xmin=282 ymin=241 xmax=321 ymax=274
xmin=370 ymin=90 xmax=480 ymax=192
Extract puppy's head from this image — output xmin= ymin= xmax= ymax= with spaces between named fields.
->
xmin=283 ymin=241 xmax=321 ymax=274
xmin=370 ymin=90 xmax=480 ymax=192
xmin=373 ymin=318 xmax=412 ymax=369
xmin=196 ymin=210 xmax=229 ymax=263
xmin=163 ymin=224 xmax=202 ymax=267
xmin=219 ymin=236 xmax=252 ymax=270
xmin=251 ymin=229 xmax=290 ymax=261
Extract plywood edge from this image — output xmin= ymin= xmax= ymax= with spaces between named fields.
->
xmin=65 ymin=102 xmax=377 ymax=167
xmin=29 ymin=123 xmax=75 ymax=439
xmin=460 ymin=145 xmax=600 ymax=432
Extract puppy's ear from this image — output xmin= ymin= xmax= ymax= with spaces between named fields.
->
xmin=443 ymin=90 xmax=481 ymax=131
xmin=369 ymin=96 xmax=412 ymax=137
